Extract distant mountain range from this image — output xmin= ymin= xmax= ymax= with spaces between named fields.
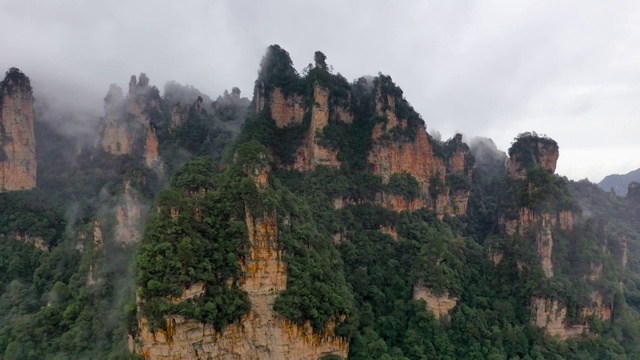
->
xmin=598 ymin=168 xmax=640 ymax=196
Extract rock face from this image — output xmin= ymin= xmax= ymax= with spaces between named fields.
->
xmin=368 ymin=92 xmax=445 ymax=194
xmin=413 ymin=283 xmax=457 ymax=319
xmin=499 ymin=137 xmax=615 ymax=339
xmin=114 ymin=181 xmax=144 ymax=245
xmin=100 ymin=74 xmax=161 ymax=168
xmin=269 ymin=87 xmax=305 ymax=127
xmin=368 ymin=91 xmax=474 ymax=216
xmin=507 ymin=135 xmax=558 ymax=179
xmin=257 ymin=83 xmax=343 ymax=171
xmin=531 ymin=297 xmax=587 ymax=339
xmin=254 ymin=52 xmax=474 ymax=216
xmin=293 ymin=85 xmax=341 ymax=171
xmin=133 ymin=162 xmax=347 ymax=360
xmin=14 ymin=233 xmax=47 ymax=251
xmin=0 ymin=68 xmax=37 ymax=191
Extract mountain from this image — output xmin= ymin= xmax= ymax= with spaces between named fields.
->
xmin=598 ymin=167 xmax=640 ymax=196
xmin=3 ymin=46 xmax=640 ymax=359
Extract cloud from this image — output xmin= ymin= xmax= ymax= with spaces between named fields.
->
xmin=2 ymin=0 xmax=640 ymax=180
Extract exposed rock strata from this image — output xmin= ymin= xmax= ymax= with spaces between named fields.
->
xmin=133 ymin=163 xmax=347 ymax=359
xmin=531 ymin=297 xmax=587 ymax=339
xmin=270 ymin=87 xmax=305 ymax=127
xmin=0 ymin=68 xmax=37 ymax=191
xmin=115 ymin=181 xmax=144 ymax=245
xmin=14 ymin=233 xmax=47 ymax=251
xmin=507 ymin=137 xmax=559 ymax=179
xmin=100 ymin=75 xmax=161 ymax=168
xmin=413 ymin=283 xmax=457 ymax=319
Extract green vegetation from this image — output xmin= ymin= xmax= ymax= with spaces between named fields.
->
xmin=136 ymin=158 xmax=251 ymax=331
xmin=0 ymin=67 xmax=32 ymax=96
xmin=516 ymin=167 xmax=579 ymax=213
xmin=508 ymin=132 xmax=558 ymax=170
xmin=387 ymin=172 xmax=421 ymax=200
xmin=0 ymin=69 xmax=244 ymax=358
xmin=5 ymin=46 xmax=640 ymax=360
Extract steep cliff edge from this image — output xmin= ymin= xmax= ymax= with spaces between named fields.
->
xmin=132 ymin=144 xmax=349 ymax=359
xmin=497 ymin=133 xmax=615 ymax=339
xmin=134 ymin=207 xmax=346 ymax=359
xmin=249 ymin=47 xmax=474 ymax=216
xmin=0 ymin=68 xmax=36 ymax=191
xmin=507 ymin=132 xmax=558 ymax=179
xmin=99 ymin=74 xmax=161 ymax=168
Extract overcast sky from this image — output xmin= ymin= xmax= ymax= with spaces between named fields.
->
xmin=2 ymin=0 xmax=640 ymax=182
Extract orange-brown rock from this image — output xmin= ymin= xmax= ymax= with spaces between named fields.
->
xmin=334 ymin=105 xmax=353 ymax=124
xmin=507 ymin=137 xmax=559 ymax=179
xmin=333 ymin=197 xmax=358 ymax=210
xmin=93 ymin=220 xmax=104 ymax=251
xmin=413 ymin=283 xmax=457 ymax=319
xmin=255 ymin=83 xmax=266 ymax=113
xmin=532 ymin=291 xmax=612 ymax=340
xmin=490 ymin=250 xmax=504 ymax=265
xmin=537 ymin=215 xmax=554 ymax=278
xmin=99 ymin=75 xmax=162 ymax=168
xmin=294 ymin=85 xmax=341 ymax=171
xmin=501 ymin=207 xmax=578 ymax=237
xmin=170 ymin=282 xmax=205 ymax=304
xmin=586 ymin=263 xmax=603 ymax=281
xmin=0 ymin=68 xmax=36 ymax=192
xmin=169 ymin=105 xmax=184 ymax=131
xmin=499 ymin=208 xmax=577 ymax=278
xmin=452 ymin=189 xmax=470 ymax=215
xmin=115 ymin=182 xmax=143 ymax=245
xmin=582 ymin=291 xmax=612 ymax=322
xmin=14 ymin=233 xmax=47 ymax=252
xmin=558 ymin=210 xmax=576 ymax=231
xmin=379 ymin=193 xmax=428 ymax=212
xmin=368 ymin=120 xmax=445 ymax=193
xmin=446 ymin=134 xmax=471 ymax=176
xmin=433 ymin=189 xmax=470 ymax=218
xmin=368 ymin=91 xmax=446 ymax=197
xmin=101 ymin=84 xmax=134 ymax=155
xmin=435 ymin=192 xmax=452 ymax=219
xmin=531 ymin=297 xmax=587 ymax=339
xmin=145 ymin=127 xmax=160 ymax=167
xmin=619 ymin=235 xmax=628 ymax=268
xmin=270 ymin=87 xmax=305 ymax=128
xmin=133 ymin=163 xmax=347 ymax=359
xmin=379 ymin=225 xmax=398 ymax=240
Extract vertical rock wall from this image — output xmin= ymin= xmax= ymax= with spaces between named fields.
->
xmin=0 ymin=69 xmax=37 ymax=191
xmin=100 ymin=75 xmax=161 ymax=168
xmin=133 ymin=164 xmax=348 ymax=359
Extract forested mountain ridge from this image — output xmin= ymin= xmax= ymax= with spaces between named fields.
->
xmin=598 ymin=168 xmax=640 ymax=196
xmin=0 ymin=67 xmax=248 ymax=359
xmin=2 ymin=46 xmax=640 ymax=359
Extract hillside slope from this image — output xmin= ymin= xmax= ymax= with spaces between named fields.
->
xmin=598 ymin=167 xmax=640 ymax=196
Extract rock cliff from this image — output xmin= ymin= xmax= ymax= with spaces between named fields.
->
xmin=132 ymin=157 xmax=347 ymax=359
xmin=367 ymin=89 xmax=472 ymax=215
xmin=0 ymin=68 xmax=37 ymax=191
xmin=114 ymin=181 xmax=144 ymax=245
xmin=100 ymin=74 xmax=161 ymax=168
xmin=499 ymin=135 xmax=613 ymax=339
xmin=253 ymin=50 xmax=475 ymax=216
xmin=293 ymin=85 xmax=341 ymax=171
xmin=507 ymin=134 xmax=558 ymax=179
xmin=413 ymin=283 xmax=457 ymax=319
